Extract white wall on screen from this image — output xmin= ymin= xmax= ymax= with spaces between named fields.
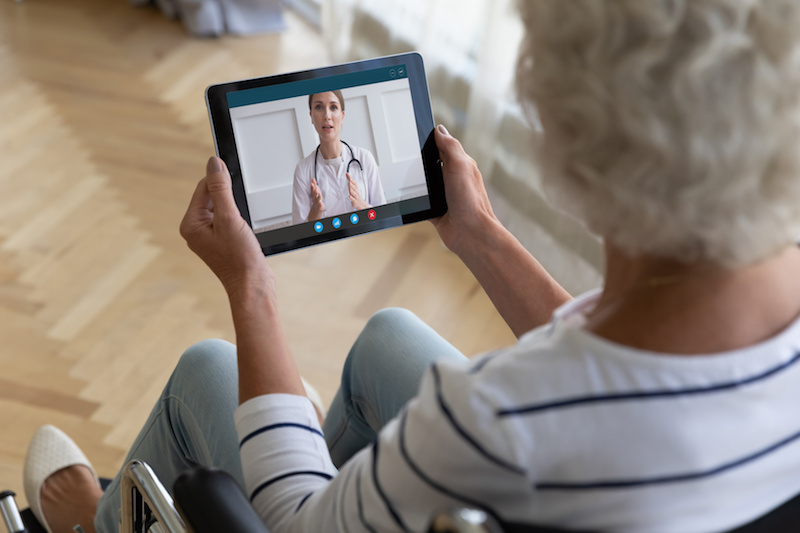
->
xmin=230 ymin=78 xmax=428 ymax=231
xmin=380 ymin=86 xmax=427 ymax=199
xmin=339 ymin=94 xmax=377 ymax=160
xmin=341 ymin=81 xmax=427 ymax=202
xmin=382 ymin=89 xmax=420 ymax=161
xmin=231 ymin=96 xmax=309 ymax=231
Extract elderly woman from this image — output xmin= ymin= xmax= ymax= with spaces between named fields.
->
xmin=23 ymin=0 xmax=800 ymax=532
xmin=291 ymin=90 xmax=385 ymax=224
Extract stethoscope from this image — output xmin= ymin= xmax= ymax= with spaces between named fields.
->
xmin=313 ymin=140 xmax=363 ymax=185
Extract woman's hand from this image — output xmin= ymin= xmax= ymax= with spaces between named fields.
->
xmin=307 ymin=178 xmax=326 ymax=221
xmin=431 ymin=125 xmax=498 ymax=256
xmin=347 ymin=173 xmax=370 ymax=210
xmin=180 ymin=157 xmax=272 ymax=301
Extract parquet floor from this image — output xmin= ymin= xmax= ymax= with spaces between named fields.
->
xmin=0 ymin=0 xmax=516 ymax=508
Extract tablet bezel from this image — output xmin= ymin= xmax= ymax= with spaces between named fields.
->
xmin=205 ymin=52 xmax=446 ymax=256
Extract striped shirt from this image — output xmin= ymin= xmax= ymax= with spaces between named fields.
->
xmin=234 ymin=290 xmax=800 ymax=532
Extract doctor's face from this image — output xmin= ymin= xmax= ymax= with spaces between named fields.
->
xmin=310 ymin=91 xmax=345 ymax=142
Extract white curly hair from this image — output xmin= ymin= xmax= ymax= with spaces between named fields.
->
xmin=516 ymin=0 xmax=800 ymax=267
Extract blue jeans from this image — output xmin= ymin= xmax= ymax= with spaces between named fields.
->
xmin=94 ymin=308 xmax=467 ymax=532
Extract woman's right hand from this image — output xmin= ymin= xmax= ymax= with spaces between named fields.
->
xmin=431 ymin=126 xmax=571 ymax=336
xmin=431 ymin=125 xmax=499 ymax=256
xmin=307 ymin=178 xmax=326 ymax=221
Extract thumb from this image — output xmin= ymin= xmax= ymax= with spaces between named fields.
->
xmin=205 ymin=157 xmax=238 ymax=216
xmin=434 ymin=124 xmax=467 ymax=167
xmin=434 ymin=124 xmax=455 ymax=163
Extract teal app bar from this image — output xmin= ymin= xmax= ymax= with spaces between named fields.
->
xmin=227 ymin=65 xmax=408 ymax=108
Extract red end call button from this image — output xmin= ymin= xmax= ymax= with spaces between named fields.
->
xmin=367 ymin=209 xmax=377 ymax=220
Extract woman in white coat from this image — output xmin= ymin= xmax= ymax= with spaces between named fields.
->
xmin=291 ymin=90 xmax=385 ymax=224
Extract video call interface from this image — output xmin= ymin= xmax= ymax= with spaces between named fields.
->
xmin=226 ymin=65 xmax=432 ymax=252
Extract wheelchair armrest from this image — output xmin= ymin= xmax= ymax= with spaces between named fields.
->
xmin=428 ymin=508 xmax=589 ymax=533
xmin=172 ymin=466 xmax=269 ymax=533
xmin=428 ymin=508 xmax=503 ymax=532
xmin=1 ymin=491 xmax=26 ymax=533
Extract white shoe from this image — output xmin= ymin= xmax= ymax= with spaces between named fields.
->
xmin=301 ymin=377 xmax=327 ymax=418
xmin=23 ymin=425 xmax=100 ymax=533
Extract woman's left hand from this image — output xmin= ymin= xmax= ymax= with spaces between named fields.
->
xmin=347 ymin=173 xmax=370 ymax=210
xmin=180 ymin=157 xmax=272 ymax=301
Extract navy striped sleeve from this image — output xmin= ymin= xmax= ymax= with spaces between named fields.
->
xmin=431 ymin=365 xmax=525 ymax=475
xmin=356 ymin=464 xmax=380 ymax=533
xmin=240 ymin=422 xmax=325 ymax=448
xmin=397 ymin=409 xmax=499 ymax=518
xmin=250 ymin=471 xmax=333 ymax=502
xmin=370 ymin=439 xmax=411 ymax=532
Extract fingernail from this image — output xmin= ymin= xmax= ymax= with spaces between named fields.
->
xmin=437 ymin=124 xmax=449 ymax=136
xmin=207 ymin=156 xmax=222 ymax=174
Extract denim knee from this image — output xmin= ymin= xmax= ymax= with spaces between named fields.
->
xmin=167 ymin=339 xmax=238 ymax=404
xmin=345 ymin=308 xmax=420 ymax=368
xmin=364 ymin=307 xmax=420 ymax=335
xmin=346 ymin=307 xmax=442 ymax=384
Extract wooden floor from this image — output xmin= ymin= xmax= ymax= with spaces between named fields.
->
xmin=0 ymin=0 xmax=515 ymax=507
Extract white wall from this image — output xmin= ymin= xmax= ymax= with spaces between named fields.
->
xmin=230 ymin=78 xmax=427 ymax=231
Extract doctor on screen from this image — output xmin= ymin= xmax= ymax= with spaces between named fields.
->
xmin=292 ymin=90 xmax=386 ymax=224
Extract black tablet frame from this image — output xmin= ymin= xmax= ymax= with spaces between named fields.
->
xmin=205 ymin=52 xmax=446 ymax=256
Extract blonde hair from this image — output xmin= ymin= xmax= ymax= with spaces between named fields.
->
xmin=516 ymin=0 xmax=800 ymax=266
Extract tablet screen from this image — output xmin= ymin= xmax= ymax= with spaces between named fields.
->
xmin=206 ymin=53 xmax=445 ymax=255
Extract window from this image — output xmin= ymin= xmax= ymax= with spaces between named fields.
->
xmin=286 ymin=0 xmax=323 ymax=28
xmin=357 ymin=0 xmax=490 ymax=79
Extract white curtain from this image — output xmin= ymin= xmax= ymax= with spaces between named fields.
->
xmin=322 ymin=0 xmax=603 ymax=293
xmin=323 ymin=0 xmax=519 ymax=171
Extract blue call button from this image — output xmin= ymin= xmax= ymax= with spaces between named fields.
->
xmin=350 ymin=213 xmax=359 ymax=224
xmin=332 ymin=217 xmax=342 ymax=229
xmin=314 ymin=221 xmax=323 ymax=233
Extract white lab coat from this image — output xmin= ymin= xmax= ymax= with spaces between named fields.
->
xmin=291 ymin=145 xmax=386 ymax=224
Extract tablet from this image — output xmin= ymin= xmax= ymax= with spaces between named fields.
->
xmin=206 ymin=52 xmax=446 ymax=256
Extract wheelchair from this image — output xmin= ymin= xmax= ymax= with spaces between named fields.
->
xmin=2 ymin=460 xmax=800 ymax=533
xmin=0 ymin=460 xmax=501 ymax=533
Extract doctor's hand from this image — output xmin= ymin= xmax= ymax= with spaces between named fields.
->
xmin=347 ymin=172 xmax=369 ymax=210
xmin=431 ymin=125 xmax=498 ymax=256
xmin=307 ymin=177 xmax=326 ymax=221
xmin=180 ymin=157 xmax=272 ymax=301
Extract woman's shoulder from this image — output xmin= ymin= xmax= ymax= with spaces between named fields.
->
xmin=293 ymin=149 xmax=317 ymax=178
xmin=297 ymin=149 xmax=317 ymax=166
xmin=350 ymin=144 xmax=376 ymax=161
